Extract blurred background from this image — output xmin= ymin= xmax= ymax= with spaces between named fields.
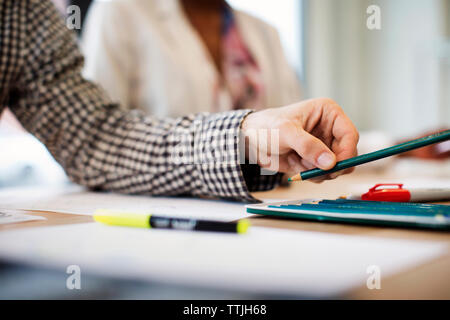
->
xmin=1 ymin=0 xmax=449 ymax=188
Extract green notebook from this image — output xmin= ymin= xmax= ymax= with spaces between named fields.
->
xmin=246 ymin=199 xmax=450 ymax=230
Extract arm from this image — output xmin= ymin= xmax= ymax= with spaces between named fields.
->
xmin=7 ymin=0 xmax=359 ymax=202
xmin=8 ymin=0 xmax=275 ymax=202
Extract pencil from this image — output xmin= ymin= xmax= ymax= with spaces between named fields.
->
xmin=288 ymin=129 xmax=450 ymax=182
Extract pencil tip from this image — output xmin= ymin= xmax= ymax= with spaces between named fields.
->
xmin=288 ymin=174 xmax=302 ymax=182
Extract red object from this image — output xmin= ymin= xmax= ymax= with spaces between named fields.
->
xmin=361 ymin=184 xmax=411 ymax=202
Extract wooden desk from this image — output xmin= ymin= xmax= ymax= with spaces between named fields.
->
xmin=0 ymin=209 xmax=92 ymax=232
xmin=0 ymin=173 xmax=448 ymax=299
xmin=252 ymin=173 xmax=450 ymax=299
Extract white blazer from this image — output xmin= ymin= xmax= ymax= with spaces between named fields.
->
xmin=82 ymin=0 xmax=302 ymax=118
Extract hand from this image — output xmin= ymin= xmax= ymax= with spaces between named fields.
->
xmin=241 ymin=98 xmax=359 ymax=182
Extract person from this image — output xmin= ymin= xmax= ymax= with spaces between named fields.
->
xmin=81 ymin=0 xmax=302 ymax=117
xmin=0 ymin=0 xmax=359 ymax=203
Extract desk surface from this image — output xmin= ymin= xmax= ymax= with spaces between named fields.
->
xmin=253 ymin=172 xmax=450 ymax=299
xmin=0 ymin=172 xmax=449 ymax=299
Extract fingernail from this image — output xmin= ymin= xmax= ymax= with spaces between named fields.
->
xmin=317 ymin=153 xmax=335 ymax=169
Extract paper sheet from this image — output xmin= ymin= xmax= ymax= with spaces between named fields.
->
xmin=0 ymin=223 xmax=445 ymax=297
xmin=0 ymin=210 xmax=46 ymax=225
xmin=0 ymin=185 xmax=253 ymax=221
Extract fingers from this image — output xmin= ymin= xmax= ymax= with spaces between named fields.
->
xmin=332 ymin=125 xmax=359 ymax=178
xmin=243 ymin=97 xmax=360 ymax=182
xmin=324 ymin=109 xmax=359 ymax=178
xmin=268 ymin=149 xmax=349 ymax=182
xmin=287 ymin=153 xmax=309 ymax=173
xmin=261 ymin=155 xmax=303 ymax=173
xmin=260 ymin=153 xmax=314 ymax=174
xmin=284 ymin=153 xmax=329 ymax=183
xmin=287 ymin=128 xmax=337 ymax=171
xmin=285 ymin=110 xmax=357 ymax=180
xmin=331 ymin=112 xmax=359 ymax=160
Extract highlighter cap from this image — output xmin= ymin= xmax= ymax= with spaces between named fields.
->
xmin=362 ymin=184 xmax=411 ymax=202
xmin=236 ymin=219 xmax=250 ymax=234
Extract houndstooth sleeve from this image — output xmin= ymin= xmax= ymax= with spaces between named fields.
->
xmin=6 ymin=0 xmax=281 ymax=202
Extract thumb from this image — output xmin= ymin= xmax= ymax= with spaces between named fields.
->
xmin=289 ymin=129 xmax=337 ymax=170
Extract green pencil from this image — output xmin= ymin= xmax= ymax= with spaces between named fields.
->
xmin=288 ymin=130 xmax=450 ymax=182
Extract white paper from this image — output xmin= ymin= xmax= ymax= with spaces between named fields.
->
xmin=0 ymin=223 xmax=445 ymax=297
xmin=0 ymin=185 xmax=253 ymax=221
xmin=0 ymin=211 xmax=46 ymax=225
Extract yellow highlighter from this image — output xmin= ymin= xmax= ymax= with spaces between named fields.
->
xmin=94 ymin=209 xmax=250 ymax=234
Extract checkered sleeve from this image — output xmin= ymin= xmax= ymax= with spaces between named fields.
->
xmin=6 ymin=0 xmax=281 ymax=202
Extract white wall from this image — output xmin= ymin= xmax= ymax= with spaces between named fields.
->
xmin=305 ymin=0 xmax=450 ymax=137
xmin=228 ymin=0 xmax=303 ymax=78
